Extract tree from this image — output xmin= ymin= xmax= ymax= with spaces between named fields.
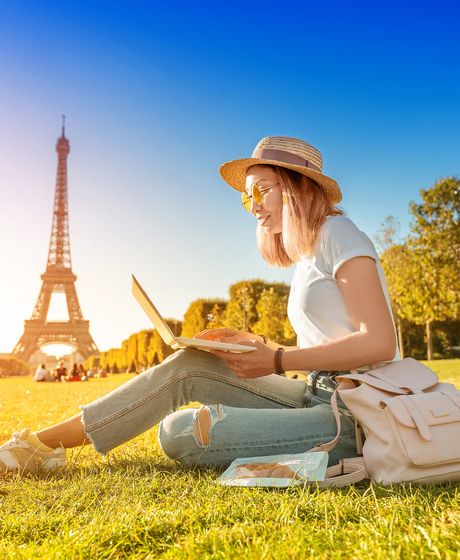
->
xmin=220 ymin=279 xmax=295 ymax=345
xmin=407 ymin=177 xmax=460 ymax=359
xmin=121 ymin=340 xmax=129 ymax=371
xmin=205 ymin=302 xmax=227 ymax=329
xmin=222 ymin=280 xmax=275 ymax=331
xmin=83 ymin=354 xmax=100 ymax=370
xmin=374 ymin=215 xmax=402 ymax=254
xmin=146 ymin=323 xmax=177 ymax=365
xmin=128 ymin=360 xmax=137 ymax=373
xmin=126 ymin=333 xmax=138 ymax=371
xmin=137 ymin=330 xmax=153 ymax=370
xmin=222 ymin=279 xmax=289 ymax=332
xmin=380 ymin=242 xmax=416 ymax=359
xmin=375 ymin=215 xmax=407 ymax=357
xmin=252 ymin=287 xmax=296 ymax=345
xmin=181 ymin=299 xmax=226 ymax=338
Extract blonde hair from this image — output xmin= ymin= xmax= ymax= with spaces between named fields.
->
xmin=253 ymin=165 xmax=343 ymax=267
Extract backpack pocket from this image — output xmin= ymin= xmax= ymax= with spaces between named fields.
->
xmin=382 ymin=392 xmax=460 ymax=467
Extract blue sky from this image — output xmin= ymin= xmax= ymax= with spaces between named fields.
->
xmin=0 ymin=0 xmax=459 ymax=353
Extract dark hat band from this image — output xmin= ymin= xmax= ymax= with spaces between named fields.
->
xmin=252 ymin=148 xmax=322 ymax=173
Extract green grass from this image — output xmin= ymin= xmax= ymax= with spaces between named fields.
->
xmin=1 ymin=361 xmax=460 ymax=559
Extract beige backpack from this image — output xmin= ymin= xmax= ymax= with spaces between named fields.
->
xmin=312 ymin=358 xmax=460 ymax=486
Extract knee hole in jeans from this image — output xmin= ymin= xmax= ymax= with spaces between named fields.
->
xmin=158 ymin=405 xmax=226 ymax=462
xmin=195 ymin=407 xmax=212 ymax=446
xmin=194 ymin=405 xmax=225 ymax=447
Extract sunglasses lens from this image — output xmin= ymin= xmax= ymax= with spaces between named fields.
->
xmin=241 ymin=185 xmax=264 ymax=212
xmin=253 ymin=185 xmax=262 ymax=204
xmin=241 ymin=192 xmax=251 ymax=211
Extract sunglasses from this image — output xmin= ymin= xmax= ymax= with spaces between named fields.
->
xmin=241 ymin=184 xmax=272 ymax=212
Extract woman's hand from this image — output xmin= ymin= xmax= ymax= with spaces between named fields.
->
xmin=206 ymin=339 xmax=276 ymax=378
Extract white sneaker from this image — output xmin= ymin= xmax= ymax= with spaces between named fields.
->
xmin=0 ymin=428 xmax=67 ymax=474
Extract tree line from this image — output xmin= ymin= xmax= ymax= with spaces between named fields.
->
xmin=84 ymin=319 xmax=182 ymax=373
xmin=0 ymin=357 xmax=29 ymax=377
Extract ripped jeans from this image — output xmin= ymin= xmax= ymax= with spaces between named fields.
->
xmin=81 ymin=348 xmax=357 ymax=467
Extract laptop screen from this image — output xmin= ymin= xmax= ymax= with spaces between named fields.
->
xmin=131 ymin=275 xmax=177 ymax=346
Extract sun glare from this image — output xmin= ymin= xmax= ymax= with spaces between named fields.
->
xmin=40 ymin=344 xmax=75 ymax=356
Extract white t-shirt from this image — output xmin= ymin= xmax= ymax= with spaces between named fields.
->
xmin=287 ymin=215 xmax=400 ymax=362
xmin=34 ymin=367 xmax=47 ymax=381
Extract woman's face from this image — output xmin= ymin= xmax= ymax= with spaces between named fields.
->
xmin=245 ymin=166 xmax=283 ymax=234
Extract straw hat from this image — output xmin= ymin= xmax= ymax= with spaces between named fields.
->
xmin=219 ymin=136 xmax=342 ymax=204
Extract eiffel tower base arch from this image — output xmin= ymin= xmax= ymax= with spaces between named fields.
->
xmin=13 ymin=320 xmax=99 ymax=363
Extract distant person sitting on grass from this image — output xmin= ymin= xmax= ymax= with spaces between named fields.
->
xmin=54 ymin=361 xmax=67 ymax=382
xmin=67 ymin=363 xmax=81 ymax=382
xmin=0 ymin=136 xmax=399 ymax=474
xmin=33 ymin=364 xmax=48 ymax=383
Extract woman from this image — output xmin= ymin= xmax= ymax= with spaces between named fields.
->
xmin=68 ymin=363 xmax=81 ymax=381
xmin=0 ymin=136 xmax=399 ymax=474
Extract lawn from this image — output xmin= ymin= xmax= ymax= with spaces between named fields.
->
xmin=1 ymin=361 xmax=459 ymax=559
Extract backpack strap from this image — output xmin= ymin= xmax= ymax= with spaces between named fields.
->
xmin=307 ymin=385 xmax=369 ymax=486
xmin=317 ymin=457 xmax=368 ymax=488
xmin=307 ymin=388 xmax=344 ymax=453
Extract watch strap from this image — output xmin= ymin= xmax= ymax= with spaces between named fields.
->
xmin=274 ymin=347 xmax=285 ymax=375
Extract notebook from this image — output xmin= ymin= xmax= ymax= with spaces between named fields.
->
xmin=131 ymin=275 xmax=256 ymax=353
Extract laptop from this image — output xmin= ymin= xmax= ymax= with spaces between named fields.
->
xmin=131 ymin=275 xmax=256 ymax=353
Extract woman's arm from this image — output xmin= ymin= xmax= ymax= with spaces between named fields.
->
xmin=206 ymin=256 xmax=397 ymax=377
xmin=282 ymin=256 xmax=397 ymax=372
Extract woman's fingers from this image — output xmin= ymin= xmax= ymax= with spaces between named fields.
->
xmin=206 ymin=349 xmax=247 ymax=376
xmin=207 ymin=340 xmax=275 ymax=378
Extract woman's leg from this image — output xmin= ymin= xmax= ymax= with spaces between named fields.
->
xmin=37 ymin=414 xmax=91 ymax=448
xmin=37 ymin=348 xmax=308 ymax=453
xmin=158 ymin=403 xmax=357 ymax=468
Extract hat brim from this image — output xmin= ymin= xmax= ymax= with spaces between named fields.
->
xmin=219 ymin=158 xmax=342 ymax=204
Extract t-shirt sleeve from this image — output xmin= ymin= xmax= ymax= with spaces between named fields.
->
xmin=322 ymin=217 xmax=378 ymax=279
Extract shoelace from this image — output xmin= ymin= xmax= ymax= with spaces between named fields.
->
xmin=2 ymin=433 xmax=64 ymax=455
xmin=2 ymin=432 xmax=26 ymax=451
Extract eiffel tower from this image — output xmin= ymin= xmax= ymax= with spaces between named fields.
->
xmin=13 ymin=119 xmax=99 ymax=362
